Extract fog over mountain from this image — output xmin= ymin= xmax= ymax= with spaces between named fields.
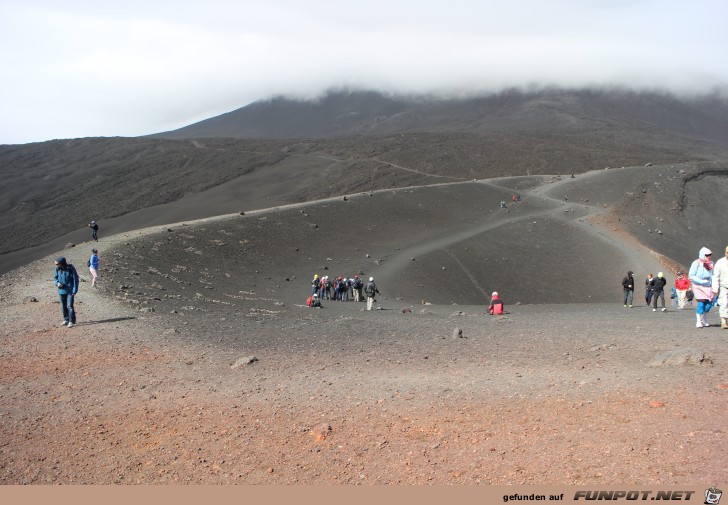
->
xmin=2 ymin=1 xmax=727 ymax=144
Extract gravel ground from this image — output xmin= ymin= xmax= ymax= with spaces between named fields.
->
xmin=1 ymin=216 xmax=726 ymax=485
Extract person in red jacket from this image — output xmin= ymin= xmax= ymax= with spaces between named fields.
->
xmin=673 ymin=270 xmax=690 ymax=310
xmin=489 ymin=291 xmax=504 ymax=315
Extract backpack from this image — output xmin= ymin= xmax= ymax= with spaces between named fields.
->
xmin=324 ymin=279 xmax=331 ymax=288
xmin=686 ymin=289 xmax=694 ymax=301
xmin=491 ymin=301 xmax=504 ymax=315
xmin=338 ymin=280 xmax=346 ymax=291
xmin=312 ymin=278 xmax=321 ymax=288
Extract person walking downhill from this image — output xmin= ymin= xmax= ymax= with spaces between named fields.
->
xmin=674 ymin=271 xmax=690 ymax=309
xmin=53 ymin=257 xmax=79 ymax=328
xmin=88 ymin=220 xmax=99 ymax=241
xmin=622 ymin=270 xmax=634 ymax=308
xmin=365 ymin=277 xmax=380 ymax=311
xmin=88 ymin=248 xmax=100 ymax=288
xmin=711 ymin=245 xmax=728 ymax=330
xmin=645 ymin=273 xmax=655 ymax=307
xmin=689 ymin=247 xmax=714 ymax=328
xmin=651 ymin=272 xmax=668 ymax=312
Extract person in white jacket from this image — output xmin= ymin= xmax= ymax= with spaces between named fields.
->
xmin=711 ymin=245 xmax=728 ymax=329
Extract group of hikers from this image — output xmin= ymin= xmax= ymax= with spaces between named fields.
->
xmin=621 ymin=246 xmax=728 ymax=329
xmin=307 ymin=274 xmax=380 ymax=310
xmin=307 ymin=273 xmax=506 ymax=315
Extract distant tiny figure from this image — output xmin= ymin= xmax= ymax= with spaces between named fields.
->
xmin=644 ymin=273 xmax=654 ymax=307
xmin=306 ymin=293 xmax=322 ymax=308
xmin=499 ymin=201 xmax=506 ymax=208
xmin=651 ymin=272 xmax=667 ymax=312
xmin=689 ymin=247 xmax=714 ymax=328
xmin=365 ymin=277 xmax=380 ymax=311
xmin=53 ymin=256 xmax=79 ymax=328
xmin=711 ymin=245 xmax=728 ymax=329
xmin=489 ymin=291 xmax=504 ymax=315
xmin=88 ymin=248 xmax=100 ymax=288
xmin=673 ymin=270 xmax=690 ymax=309
xmin=621 ymin=271 xmax=634 ymax=307
xmin=512 ymin=194 xmax=518 ymax=204
xmin=89 ymin=220 xmax=99 ymax=241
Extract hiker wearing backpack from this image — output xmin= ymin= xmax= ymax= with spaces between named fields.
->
xmin=306 ymin=293 xmax=322 ymax=308
xmin=311 ymin=274 xmax=321 ymax=296
xmin=352 ymin=275 xmax=363 ymax=302
xmin=322 ymin=276 xmax=332 ymax=300
xmin=337 ymin=276 xmax=349 ymax=301
xmin=365 ymin=277 xmax=380 ymax=311
xmin=489 ymin=291 xmax=504 ymax=315
xmin=53 ymin=256 xmax=79 ymax=328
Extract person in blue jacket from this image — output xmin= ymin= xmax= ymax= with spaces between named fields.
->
xmin=88 ymin=249 xmax=100 ymax=288
xmin=53 ymin=256 xmax=79 ymax=327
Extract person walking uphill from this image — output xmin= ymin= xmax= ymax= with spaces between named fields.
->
xmin=53 ymin=257 xmax=79 ymax=328
xmin=622 ymin=271 xmax=634 ymax=308
xmin=88 ymin=249 xmax=99 ymax=288
xmin=689 ymin=247 xmax=714 ymax=328
xmin=711 ymin=245 xmax=728 ymax=329
xmin=365 ymin=277 xmax=380 ymax=311
xmin=651 ymin=272 xmax=668 ymax=312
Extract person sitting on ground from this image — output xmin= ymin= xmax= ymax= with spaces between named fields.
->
xmin=306 ymin=293 xmax=322 ymax=308
xmin=489 ymin=291 xmax=504 ymax=315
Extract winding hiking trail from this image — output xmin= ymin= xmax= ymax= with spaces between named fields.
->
xmin=376 ymin=170 xmax=666 ymax=296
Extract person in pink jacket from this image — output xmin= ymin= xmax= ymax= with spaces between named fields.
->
xmin=673 ymin=270 xmax=690 ymax=310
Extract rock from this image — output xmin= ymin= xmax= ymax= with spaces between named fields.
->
xmin=309 ymin=223 xmax=318 ymax=229
xmin=647 ymin=349 xmax=711 ymax=367
xmin=343 ymin=196 xmax=348 ymax=201
xmin=231 ymin=356 xmax=258 ymax=369
xmin=64 ymin=243 xmax=76 ymax=249
xmin=239 ymin=211 xmax=245 ymax=216
xmin=23 ymin=296 xmax=38 ymax=303
xmin=139 ymin=307 xmax=155 ymax=313
xmin=452 ymin=327 xmax=463 ymax=339
xmin=401 ymin=307 xmax=412 ymax=314
xmin=419 ymin=308 xmax=433 ymax=315
xmin=310 ymin=423 xmax=332 ymax=442
xmin=450 ymin=311 xmax=465 ymax=317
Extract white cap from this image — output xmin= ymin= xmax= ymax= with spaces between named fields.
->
xmin=369 ymin=277 xmax=374 ymax=282
xmin=492 ymin=291 xmax=498 ymax=296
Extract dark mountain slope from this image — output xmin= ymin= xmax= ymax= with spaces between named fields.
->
xmin=154 ymin=88 xmax=728 ymax=147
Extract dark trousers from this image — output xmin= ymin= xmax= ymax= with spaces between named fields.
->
xmin=645 ymin=289 xmax=653 ymax=306
xmin=652 ymin=290 xmax=665 ymax=309
xmin=59 ymin=293 xmax=76 ymax=323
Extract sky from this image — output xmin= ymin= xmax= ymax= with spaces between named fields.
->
xmin=1 ymin=0 xmax=727 ymax=145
